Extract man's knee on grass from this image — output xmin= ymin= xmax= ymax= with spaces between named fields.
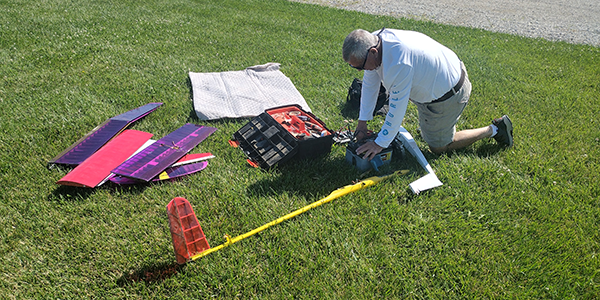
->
xmin=429 ymin=144 xmax=448 ymax=154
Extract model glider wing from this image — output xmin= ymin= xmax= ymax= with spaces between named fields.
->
xmin=49 ymin=102 xmax=162 ymax=166
xmin=171 ymin=152 xmax=215 ymax=167
xmin=109 ymin=153 xmax=213 ymax=185
xmin=56 ymin=129 xmax=153 ymax=188
xmin=111 ymin=123 xmax=217 ymax=181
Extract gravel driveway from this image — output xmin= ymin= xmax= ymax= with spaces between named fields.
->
xmin=291 ymin=0 xmax=600 ymax=47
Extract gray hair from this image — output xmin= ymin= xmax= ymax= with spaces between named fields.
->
xmin=342 ymin=29 xmax=378 ymax=62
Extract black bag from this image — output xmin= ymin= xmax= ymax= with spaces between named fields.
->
xmin=346 ymin=78 xmax=389 ymax=116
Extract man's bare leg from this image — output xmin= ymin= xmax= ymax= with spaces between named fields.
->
xmin=430 ymin=125 xmax=493 ymax=154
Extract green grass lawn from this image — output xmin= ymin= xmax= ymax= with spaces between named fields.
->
xmin=1 ymin=0 xmax=599 ymax=298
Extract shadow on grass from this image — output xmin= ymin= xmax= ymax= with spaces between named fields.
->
xmin=339 ymin=98 xmax=359 ymax=120
xmin=473 ymin=141 xmax=507 ymax=156
xmin=245 ymin=149 xmax=426 ymax=200
xmin=104 ymin=181 xmax=153 ymax=193
xmin=443 ymin=139 xmax=507 ymax=157
xmin=117 ymin=261 xmax=184 ymax=285
xmin=47 ymin=180 xmax=169 ymax=202
xmin=246 ymin=154 xmax=359 ymax=198
xmin=48 ymin=185 xmax=97 ymax=202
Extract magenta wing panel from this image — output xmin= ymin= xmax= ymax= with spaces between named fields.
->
xmin=56 ymin=130 xmax=153 ymax=188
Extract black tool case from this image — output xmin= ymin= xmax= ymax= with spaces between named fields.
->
xmin=230 ymin=105 xmax=333 ymax=169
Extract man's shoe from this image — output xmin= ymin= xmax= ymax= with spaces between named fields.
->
xmin=492 ymin=115 xmax=513 ymax=147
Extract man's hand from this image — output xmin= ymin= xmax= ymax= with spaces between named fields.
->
xmin=354 ymin=120 xmax=369 ymax=141
xmin=356 ymin=140 xmax=384 ymax=161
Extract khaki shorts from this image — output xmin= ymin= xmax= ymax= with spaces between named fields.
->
xmin=413 ymin=63 xmax=472 ymax=148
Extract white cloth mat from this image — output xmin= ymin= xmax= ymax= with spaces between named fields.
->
xmin=190 ymin=63 xmax=311 ymax=120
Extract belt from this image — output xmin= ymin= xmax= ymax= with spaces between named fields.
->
xmin=430 ymin=68 xmax=465 ymax=104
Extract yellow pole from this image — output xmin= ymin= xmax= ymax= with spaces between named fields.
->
xmin=189 ymin=170 xmax=408 ymax=261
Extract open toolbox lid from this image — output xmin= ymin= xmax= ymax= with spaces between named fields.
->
xmin=265 ymin=105 xmax=332 ymax=140
xmin=231 ymin=104 xmax=333 ymax=169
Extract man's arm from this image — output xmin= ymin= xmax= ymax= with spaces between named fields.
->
xmin=373 ymin=66 xmax=412 ymax=148
xmin=356 ymin=66 xmax=412 ymax=160
xmin=355 ymin=91 xmax=410 ymax=160
xmin=358 ymin=70 xmax=382 ymax=122
xmin=354 ymin=69 xmax=381 ymax=143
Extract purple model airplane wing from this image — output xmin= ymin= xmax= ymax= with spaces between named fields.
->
xmin=49 ymin=102 xmax=162 ymax=166
xmin=111 ymin=102 xmax=162 ymax=122
xmin=111 ymin=123 xmax=216 ymax=181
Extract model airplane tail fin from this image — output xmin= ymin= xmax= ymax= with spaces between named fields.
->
xmin=166 ymin=197 xmax=210 ymax=264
